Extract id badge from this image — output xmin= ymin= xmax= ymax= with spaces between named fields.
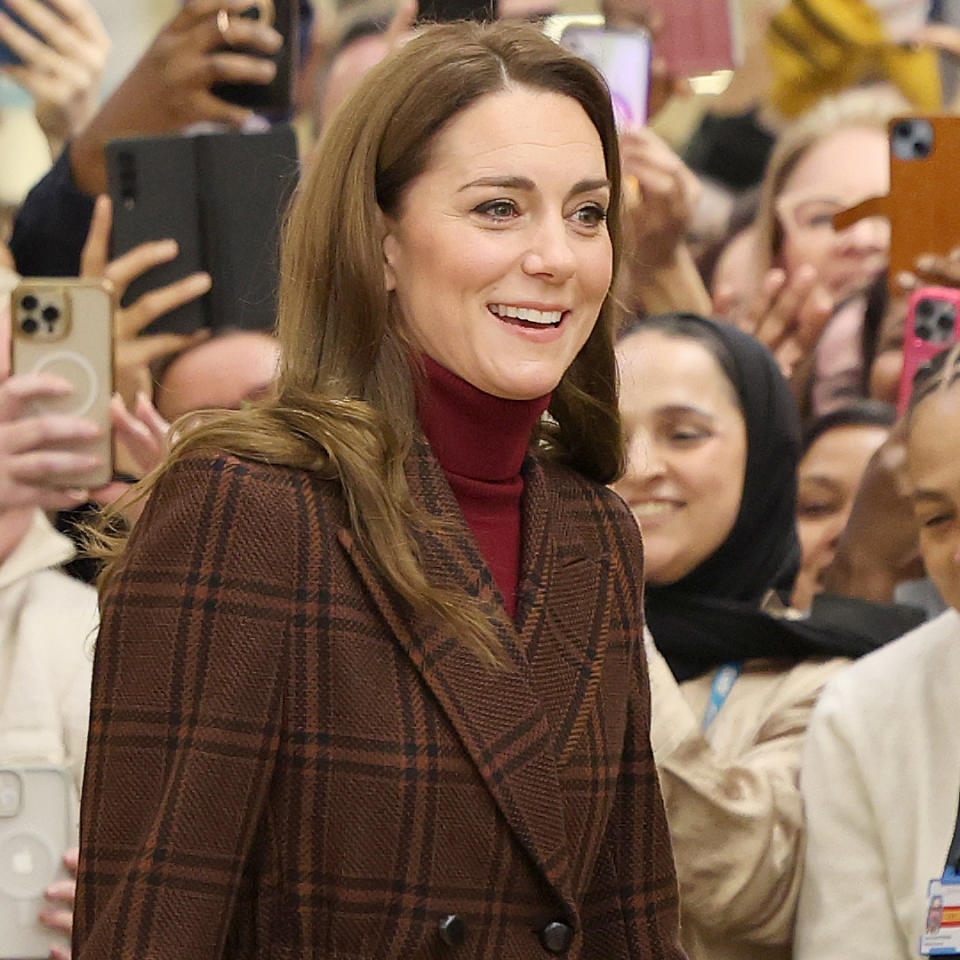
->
xmin=920 ymin=878 xmax=960 ymax=955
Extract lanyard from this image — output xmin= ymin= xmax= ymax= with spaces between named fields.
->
xmin=703 ymin=662 xmax=742 ymax=733
xmin=944 ymin=792 xmax=960 ymax=883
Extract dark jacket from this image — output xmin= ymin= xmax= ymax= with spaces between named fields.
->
xmin=74 ymin=438 xmax=684 ymax=960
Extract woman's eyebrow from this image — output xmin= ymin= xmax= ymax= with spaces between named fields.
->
xmin=458 ymin=176 xmax=611 ymax=196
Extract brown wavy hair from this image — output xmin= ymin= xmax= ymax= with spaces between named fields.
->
xmin=94 ymin=20 xmax=624 ymax=665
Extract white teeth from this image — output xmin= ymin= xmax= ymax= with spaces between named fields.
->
xmin=490 ymin=304 xmax=563 ymax=325
xmin=632 ymin=501 xmax=676 ymax=517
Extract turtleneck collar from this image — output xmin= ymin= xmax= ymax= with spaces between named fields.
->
xmin=415 ymin=354 xmax=551 ymax=483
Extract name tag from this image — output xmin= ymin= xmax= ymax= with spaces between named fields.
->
xmin=921 ymin=879 xmax=960 ymax=955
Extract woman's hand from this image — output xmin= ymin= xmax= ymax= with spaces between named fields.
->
xmin=0 ymin=0 xmax=110 ymax=154
xmin=70 ymin=0 xmax=282 ymax=194
xmin=39 ymin=846 xmax=77 ymax=960
xmin=620 ymin=126 xmax=701 ymax=270
xmin=80 ymin=195 xmax=211 ymax=406
xmin=92 ymin=392 xmax=170 ymax=520
xmin=715 ymin=264 xmax=834 ymax=381
xmin=0 ymin=372 xmax=104 ymax=511
xmin=821 ymin=422 xmax=924 ymax=602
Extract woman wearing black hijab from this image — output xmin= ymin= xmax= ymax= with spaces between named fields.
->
xmin=611 ymin=313 xmax=882 ymax=960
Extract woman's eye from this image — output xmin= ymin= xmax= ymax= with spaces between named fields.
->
xmin=475 ymin=199 xmax=518 ymax=220
xmin=669 ymin=428 xmax=708 ymax=444
xmin=922 ymin=512 xmax=953 ymax=529
xmin=572 ymin=203 xmax=608 ymax=227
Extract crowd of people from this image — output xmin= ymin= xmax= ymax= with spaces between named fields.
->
xmin=2 ymin=0 xmax=960 ymax=958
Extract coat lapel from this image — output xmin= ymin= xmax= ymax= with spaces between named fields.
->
xmin=337 ymin=437 xmax=576 ymax=914
xmin=516 ymin=459 xmax=613 ymax=769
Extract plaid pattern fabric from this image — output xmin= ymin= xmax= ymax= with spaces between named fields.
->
xmin=74 ymin=438 xmax=684 ymax=960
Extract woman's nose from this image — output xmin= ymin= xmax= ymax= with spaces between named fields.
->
xmin=521 ymin=216 xmax=577 ymax=282
xmin=835 ymin=215 xmax=890 ymax=255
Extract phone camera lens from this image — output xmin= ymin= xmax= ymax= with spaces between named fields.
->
xmin=913 ymin=139 xmax=933 ymax=159
xmin=21 ymin=317 xmax=38 ymax=335
xmin=938 ymin=312 xmax=954 ymax=329
xmin=20 ymin=295 xmax=37 ymax=311
xmin=918 ymin=299 xmax=935 ymax=317
xmin=41 ymin=306 xmax=59 ymax=323
xmin=894 ymin=121 xmax=913 ymax=139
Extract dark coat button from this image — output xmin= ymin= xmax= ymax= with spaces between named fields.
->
xmin=438 ymin=914 xmax=466 ymax=948
xmin=540 ymin=921 xmax=574 ymax=953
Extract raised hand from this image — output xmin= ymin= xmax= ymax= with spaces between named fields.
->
xmin=80 ymin=195 xmax=211 ymax=406
xmin=0 ymin=0 xmax=110 ymax=152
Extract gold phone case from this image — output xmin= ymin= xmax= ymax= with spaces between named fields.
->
xmin=9 ymin=278 xmax=114 ymax=490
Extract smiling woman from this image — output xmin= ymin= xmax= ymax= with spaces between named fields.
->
xmin=75 ymin=21 xmax=684 ymax=960
xmin=612 ymin=313 xmax=880 ymax=960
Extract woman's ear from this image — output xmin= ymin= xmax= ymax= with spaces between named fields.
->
xmin=378 ymin=209 xmax=398 ymax=292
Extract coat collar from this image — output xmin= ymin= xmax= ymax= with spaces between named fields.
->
xmin=338 ymin=434 xmax=601 ymax=918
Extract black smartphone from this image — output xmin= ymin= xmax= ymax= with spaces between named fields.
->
xmin=211 ymin=0 xmax=299 ymax=118
xmin=417 ymin=0 xmax=496 ymax=23
xmin=106 ymin=135 xmax=206 ymax=337
xmin=106 ymin=127 xmax=299 ymax=337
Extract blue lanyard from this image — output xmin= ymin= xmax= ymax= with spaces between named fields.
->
xmin=703 ymin=662 xmax=742 ymax=732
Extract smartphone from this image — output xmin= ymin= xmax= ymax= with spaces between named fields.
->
xmin=0 ymin=0 xmax=43 ymax=67
xmin=0 ymin=767 xmax=76 ymax=960
xmin=9 ymin=279 xmax=114 ymax=489
xmin=897 ymin=286 xmax=960 ymax=415
xmin=559 ymin=24 xmax=652 ymax=128
xmin=106 ymin=135 xmax=205 ymax=337
xmin=211 ymin=0 xmax=300 ymax=117
xmin=833 ymin=117 xmax=960 ymax=302
xmin=417 ymin=0 xmax=495 ymax=23
xmin=642 ymin=0 xmax=735 ymax=76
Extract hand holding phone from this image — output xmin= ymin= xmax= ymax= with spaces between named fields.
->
xmin=8 ymin=279 xmax=114 ymax=492
xmin=211 ymin=0 xmax=299 ymax=117
xmin=898 ymin=285 xmax=960 ymax=414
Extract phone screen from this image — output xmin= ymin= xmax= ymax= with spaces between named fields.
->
xmin=559 ymin=25 xmax=651 ymax=128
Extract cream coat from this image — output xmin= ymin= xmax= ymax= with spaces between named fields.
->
xmin=794 ymin=609 xmax=960 ymax=960
xmin=645 ymin=633 xmax=849 ymax=960
xmin=0 ymin=510 xmax=97 ymax=793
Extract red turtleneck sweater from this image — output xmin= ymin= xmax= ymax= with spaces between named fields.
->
xmin=416 ymin=356 xmax=551 ymax=619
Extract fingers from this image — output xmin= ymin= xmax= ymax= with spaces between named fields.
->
xmin=116 ymin=272 xmax=212 ymax=340
xmin=79 ymin=194 xmax=112 ymax=279
xmin=182 ymin=9 xmax=282 ymax=57
xmin=3 ymin=0 xmax=95 ymax=65
xmin=0 ymin=413 xmax=101 ymax=457
xmin=63 ymin=848 xmax=79 ymax=876
xmin=8 ymin=449 xmax=103 ymax=483
xmin=110 ymin=393 xmax=167 ymax=473
xmin=200 ymin=50 xmax=277 ymax=87
xmin=102 ymin=238 xmax=179 ymax=303
xmin=117 ymin=329 xmax=209 ymax=374
xmin=384 ymin=0 xmax=417 ymax=49
xmin=37 ymin=906 xmax=72 ymax=936
xmin=754 ymin=264 xmax=817 ymax=350
xmin=0 ymin=373 xmax=73 ymax=422
xmin=44 ymin=878 xmax=76 ymax=904
xmin=43 ymin=0 xmax=111 ymax=49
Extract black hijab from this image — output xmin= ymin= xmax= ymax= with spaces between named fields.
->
xmin=628 ymin=314 xmax=881 ymax=682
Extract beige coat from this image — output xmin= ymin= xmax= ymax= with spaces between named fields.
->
xmin=645 ymin=633 xmax=849 ymax=960
xmin=0 ymin=510 xmax=97 ymax=793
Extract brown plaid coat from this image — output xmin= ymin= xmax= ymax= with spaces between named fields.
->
xmin=74 ymin=437 xmax=684 ymax=960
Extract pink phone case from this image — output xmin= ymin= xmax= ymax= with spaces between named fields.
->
xmin=643 ymin=0 xmax=734 ymax=76
xmin=898 ymin=286 xmax=960 ymax=416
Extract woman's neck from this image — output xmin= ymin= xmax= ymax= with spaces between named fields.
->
xmin=415 ymin=355 xmax=551 ymax=483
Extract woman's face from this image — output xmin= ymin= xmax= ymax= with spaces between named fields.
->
xmin=777 ymin=126 xmax=889 ymax=301
xmin=612 ymin=330 xmax=748 ymax=585
xmin=382 ymin=85 xmax=613 ymax=400
xmin=908 ymin=386 xmax=960 ymax=611
xmin=793 ymin=422 xmax=890 ymax=610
